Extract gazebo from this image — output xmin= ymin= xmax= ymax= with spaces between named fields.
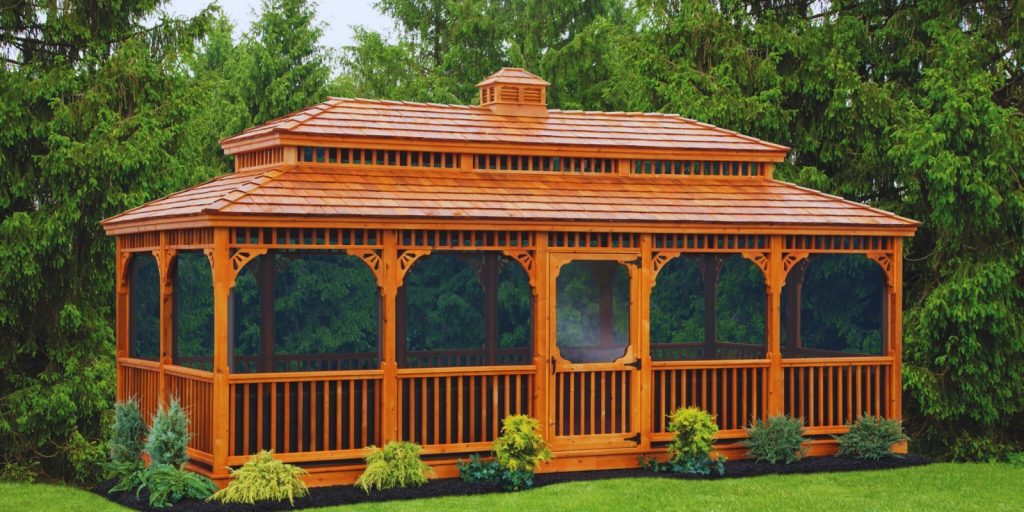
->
xmin=102 ymin=68 xmax=918 ymax=486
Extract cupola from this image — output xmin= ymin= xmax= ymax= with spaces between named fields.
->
xmin=476 ymin=67 xmax=549 ymax=117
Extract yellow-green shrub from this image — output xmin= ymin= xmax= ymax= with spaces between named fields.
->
xmin=209 ymin=451 xmax=308 ymax=505
xmin=494 ymin=415 xmax=552 ymax=474
xmin=355 ymin=442 xmax=432 ymax=493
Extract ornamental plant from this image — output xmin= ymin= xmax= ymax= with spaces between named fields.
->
xmin=494 ymin=414 xmax=552 ymax=474
xmin=743 ymin=415 xmax=806 ymax=464
xmin=836 ymin=415 xmax=909 ymax=460
xmin=355 ymin=442 xmax=432 ymax=493
xmin=210 ymin=450 xmax=309 ymax=505
xmin=145 ymin=398 xmax=190 ymax=468
xmin=108 ymin=400 xmax=148 ymax=476
xmin=640 ymin=407 xmax=724 ymax=475
xmin=110 ymin=464 xmax=217 ymax=508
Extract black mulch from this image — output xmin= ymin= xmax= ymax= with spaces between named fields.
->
xmin=93 ymin=454 xmax=931 ymax=511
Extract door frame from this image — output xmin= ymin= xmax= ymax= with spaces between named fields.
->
xmin=545 ymin=251 xmax=643 ymax=451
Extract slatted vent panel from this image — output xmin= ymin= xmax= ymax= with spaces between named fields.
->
xmin=549 ymin=232 xmax=639 ymax=249
xmin=475 ymin=154 xmax=615 ymax=173
xmin=237 ymin=147 xmax=284 ymax=170
xmin=232 ymin=227 xmax=381 ymax=248
xmin=499 ymin=86 xmax=519 ymax=102
xmin=633 ymin=160 xmax=761 ymax=177
xmin=522 ymin=87 xmax=543 ymax=104
xmin=121 ymin=232 xmax=160 ymax=250
xmin=653 ymin=234 xmax=768 ymax=251
xmin=298 ymin=146 xmax=460 ymax=170
xmin=784 ymin=235 xmax=892 ymax=252
xmin=400 ymin=230 xmax=533 ymax=249
xmin=167 ymin=228 xmax=213 ymax=247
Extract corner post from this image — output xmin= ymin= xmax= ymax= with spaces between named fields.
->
xmin=157 ymin=232 xmax=173 ymax=406
xmin=533 ymin=232 xmax=551 ymax=440
xmin=766 ymin=235 xmax=784 ymax=417
xmin=210 ymin=228 xmax=232 ymax=479
xmin=380 ymin=230 xmax=400 ymax=443
xmin=891 ymin=238 xmax=903 ymax=421
xmin=115 ymin=237 xmax=129 ymax=402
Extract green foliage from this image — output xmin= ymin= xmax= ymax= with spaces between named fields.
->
xmin=209 ymin=450 xmax=308 ymax=505
xmin=0 ymin=462 xmax=40 ymax=483
xmin=743 ymin=416 xmax=806 ymax=464
xmin=109 ymin=400 xmax=147 ymax=468
xmin=145 ymin=399 xmax=190 ymax=468
xmin=1008 ymin=452 xmax=1024 ymax=467
xmin=836 ymin=416 xmax=909 ymax=460
xmin=494 ymin=415 xmax=552 ymax=475
xmin=355 ymin=442 xmax=432 ymax=493
xmin=457 ymin=454 xmax=536 ymax=491
xmin=666 ymin=407 xmax=718 ymax=463
xmin=111 ymin=464 xmax=217 ymax=508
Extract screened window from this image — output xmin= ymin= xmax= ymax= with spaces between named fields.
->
xmin=650 ymin=254 xmax=765 ymax=360
xmin=555 ymin=260 xmax=630 ymax=364
xmin=128 ymin=253 xmax=160 ymax=360
xmin=715 ymin=255 xmax=767 ymax=358
xmin=173 ymin=251 xmax=214 ymax=370
xmin=399 ymin=252 xmax=532 ymax=368
xmin=782 ymin=254 xmax=886 ymax=357
xmin=231 ymin=251 xmax=380 ymax=373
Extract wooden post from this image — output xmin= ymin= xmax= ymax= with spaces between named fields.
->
xmin=533 ymin=232 xmax=551 ymax=440
xmin=766 ymin=235 xmax=784 ymax=417
xmin=638 ymin=234 xmax=653 ymax=450
xmin=115 ymin=238 xmax=129 ymax=403
xmin=158 ymin=232 xmax=173 ymax=406
xmin=891 ymin=238 xmax=903 ymax=421
xmin=210 ymin=228 xmax=232 ymax=479
xmin=380 ymin=230 xmax=400 ymax=442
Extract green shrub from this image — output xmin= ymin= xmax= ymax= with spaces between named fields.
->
xmin=0 ymin=461 xmax=40 ymax=483
xmin=145 ymin=398 xmax=190 ymax=468
xmin=743 ymin=415 xmax=806 ymax=464
xmin=494 ymin=415 xmax=552 ymax=474
xmin=355 ymin=442 xmax=432 ymax=493
xmin=1008 ymin=452 xmax=1024 ymax=467
xmin=640 ymin=407 xmax=725 ymax=475
xmin=836 ymin=415 xmax=909 ymax=460
xmin=209 ymin=450 xmax=308 ymax=505
xmin=110 ymin=464 xmax=217 ymax=508
xmin=107 ymin=400 xmax=147 ymax=477
xmin=457 ymin=454 xmax=537 ymax=491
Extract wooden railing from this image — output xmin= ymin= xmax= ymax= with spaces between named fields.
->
xmin=398 ymin=366 xmax=534 ymax=453
xmin=165 ymin=365 xmax=214 ymax=459
xmin=554 ymin=367 xmax=633 ymax=437
xmin=783 ymin=357 xmax=893 ymax=433
xmin=651 ymin=360 xmax=769 ymax=440
xmin=118 ymin=358 xmax=161 ymax=424
xmin=226 ymin=370 xmax=383 ymax=465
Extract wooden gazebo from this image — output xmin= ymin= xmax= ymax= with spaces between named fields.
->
xmin=103 ymin=68 xmax=918 ymax=485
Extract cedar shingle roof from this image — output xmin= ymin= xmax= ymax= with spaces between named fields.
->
xmin=101 ymin=166 xmax=918 ymax=230
xmin=219 ymin=98 xmax=789 ymax=154
xmin=477 ymin=67 xmax=549 ymax=87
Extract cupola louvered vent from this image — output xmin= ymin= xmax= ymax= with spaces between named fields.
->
xmin=477 ymin=68 xmax=549 ymax=117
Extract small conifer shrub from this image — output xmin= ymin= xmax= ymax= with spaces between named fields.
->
xmin=743 ymin=415 xmax=806 ymax=464
xmin=210 ymin=451 xmax=309 ymax=505
xmin=355 ymin=442 xmax=432 ymax=493
xmin=836 ymin=415 xmax=909 ymax=460
xmin=145 ymin=398 xmax=190 ymax=468
xmin=108 ymin=399 xmax=148 ymax=477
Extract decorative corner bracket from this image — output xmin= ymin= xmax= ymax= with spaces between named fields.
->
xmin=649 ymin=252 xmax=675 ymax=286
xmin=346 ymin=249 xmax=386 ymax=286
xmin=741 ymin=251 xmax=771 ymax=287
xmin=396 ymin=249 xmax=430 ymax=284
xmin=503 ymin=249 xmax=537 ymax=290
xmin=866 ymin=252 xmax=895 ymax=288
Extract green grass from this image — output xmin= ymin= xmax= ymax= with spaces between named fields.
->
xmin=1 ymin=464 xmax=1020 ymax=511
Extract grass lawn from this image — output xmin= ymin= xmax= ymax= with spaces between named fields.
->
xmin=1 ymin=463 xmax=1020 ymax=511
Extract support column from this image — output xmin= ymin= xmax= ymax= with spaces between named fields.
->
xmin=638 ymin=234 xmax=654 ymax=450
xmin=890 ymin=239 xmax=904 ymax=421
xmin=210 ymin=228 xmax=232 ymax=479
xmin=380 ymin=230 xmax=400 ymax=442
xmin=533 ymin=233 xmax=551 ymax=440
xmin=115 ymin=238 xmax=129 ymax=403
xmin=157 ymin=232 xmax=174 ymax=406
xmin=766 ymin=236 xmax=784 ymax=417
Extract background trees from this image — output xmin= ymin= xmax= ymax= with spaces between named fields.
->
xmin=1 ymin=0 xmax=1020 ymax=481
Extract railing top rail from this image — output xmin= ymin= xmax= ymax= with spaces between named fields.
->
xmin=781 ymin=355 xmax=894 ymax=367
xmin=164 ymin=364 xmax=214 ymax=380
xmin=118 ymin=357 xmax=161 ymax=370
xmin=228 ymin=368 xmax=385 ymax=383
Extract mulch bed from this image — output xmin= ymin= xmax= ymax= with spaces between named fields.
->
xmin=94 ymin=454 xmax=931 ymax=511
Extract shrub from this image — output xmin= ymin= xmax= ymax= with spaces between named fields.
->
xmin=355 ymin=442 xmax=432 ymax=493
xmin=836 ymin=416 xmax=909 ymax=460
xmin=640 ymin=407 xmax=725 ymax=475
xmin=209 ymin=450 xmax=308 ymax=505
xmin=1008 ymin=452 xmax=1024 ymax=467
xmin=145 ymin=398 xmax=190 ymax=468
xmin=457 ymin=454 xmax=537 ymax=491
xmin=494 ymin=415 xmax=552 ymax=474
xmin=110 ymin=464 xmax=217 ymax=508
xmin=108 ymin=400 xmax=147 ymax=477
xmin=743 ymin=415 xmax=806 ymax=464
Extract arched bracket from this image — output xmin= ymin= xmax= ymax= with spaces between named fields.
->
xmin=226 ymin=248 xmax=268 ymax=288
xmin=502 ymin=249 xmax=537 ymax=291
xmin=866 ymin=252 xmax=895 ymax=288
xmin=154 ymin=248 xmax=177 ymax=293
xmin=346 ymin=249 xmax=385 ymax=288
xmin=742 ymin=252 xmax=771 ymax=287
xmin=649 ymin=252 xmax=676 ymax=286
xmin=782 ymin=251 xmax=810 ymax=275
xmin=117 ymin=251 xmax=132 ymax=294
xmin=396 ymin=249 xmax=430 ymax=285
